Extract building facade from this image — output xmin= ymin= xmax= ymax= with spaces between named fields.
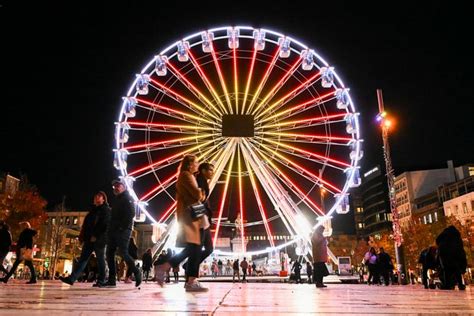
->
xmin=443 ymin=191 xmax=474 ymax=225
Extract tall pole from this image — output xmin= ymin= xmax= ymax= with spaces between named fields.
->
xmin=376 ymin=89 xmax=407 ymax=284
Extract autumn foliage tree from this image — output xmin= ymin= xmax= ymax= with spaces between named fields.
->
xmin=0 ymin=180 xmax=47 ymax=240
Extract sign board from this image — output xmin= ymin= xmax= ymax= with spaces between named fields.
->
xmin=338 ymin=256 xmax=352 ymax=275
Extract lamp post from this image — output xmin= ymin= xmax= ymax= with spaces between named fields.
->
xmin=376 ymin=89 xmax=407 ymax=284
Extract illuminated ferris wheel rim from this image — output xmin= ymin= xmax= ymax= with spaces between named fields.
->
xmin=114 ymin=25 xmax=363 ymax=257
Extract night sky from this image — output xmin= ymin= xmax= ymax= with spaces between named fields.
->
xmin=1 ymin=1 xmax=473 ymax=232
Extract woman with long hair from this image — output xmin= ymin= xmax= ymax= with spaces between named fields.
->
xmin=155 ymin=155 xmax=207 ymax=292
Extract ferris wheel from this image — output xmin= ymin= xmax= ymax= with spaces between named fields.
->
xmin=114 ymin=26 xmax=362 ymax=257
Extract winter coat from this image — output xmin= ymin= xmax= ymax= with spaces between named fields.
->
xmin=109 ymin=191 xmax=135 ymax=234
xmin=142 ymin=252 xmax=152 ymax=270
xmin=436 ymin=225 xmax=467 ymax=272
xmin=311 ymin=230 xmax=328 ymax=263
xmin=0 ymin=227 xmax=12 ymax=252
xmin=128 ymin=239 xmax=138 ymax=260
xmin=240 ymin=260 xmax=249 ymax=271
xmin=196 ymin=174 xmax=212 ymax=219
xmin=79 ymin=203 xmax=110 ymax=245
xmin=377 ymin=252 xmax=392 ymax=270
xmin=176 ymin=171 xmax=202 ymax=246
xmin=17 ymin=228 xmax=37 ymax=249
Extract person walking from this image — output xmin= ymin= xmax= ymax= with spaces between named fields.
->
xmin=124 ymin=237 xmax=139 ymax=283
xmin=311 ymin=226 xmax=329 ymax=288
xmin=1 ymin=222 xmax=37 ymax=284
xmin=195 ymin=163 xmax=215 ymax=269
xmin=172 ymin=265 xmax=180 ymax=283
xmin=364 ymin=247 xmax=379 ymax=285
xmin=306 ymin=261 xmax=313 ymax=284
xmin=142 ymin=249 xmax=153 ymax=283
xmin=377 ymin=248 xmax=392 ymax=286
xmin=436 ymin=225 xmax=467 ymax=290
xmin=233 ymin=259 xmax=240 ymax=282
xmin=59 ymin=191 xmax=110 ymax=287
xmin=226 ymin=259 xmax=232 ymax=275
xmin=102 ymin=179 xmax=142 ymax=288
xmin=252 ymin=261 xmax=257 ymax=276
xmin=418 ymin=246 xmax=438 ymax=289
xmin=0 ymin=221 xmax=12 ymax=276
xmin=218 ymin=259 xmax=223 ymax=276
xmin=240 ymin=257 xmax=249 ymax=282
xmin=291 ymin=259 xmax=302 ymax=284
xmin=155 ymin=155 xmax=208 ymax=292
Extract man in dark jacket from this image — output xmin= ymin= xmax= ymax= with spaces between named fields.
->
xmin=418 ymin=246 xmax=438 ymax=289
xmin=60 ymin=191 xmax=110 ymax=286
xmin=436 ymin=225 xmax=467 ymax=290
xmin=142 ymin=248 xmax=152 ymax=282
xmin=196 ymin=163 xmax=214 ymax=265
xmin=102 ymin=179 xmax=142 ymax=288
xmin=1 ymin=222 xmax=37 ymax=284
xmin=377 ymin=248 xmax=392 ymax=286
xmin=0 ymin=221 xmax=12 ymax=275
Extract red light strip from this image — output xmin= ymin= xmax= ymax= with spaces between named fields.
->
xmin=237 ymin=146 xmax=245 ymax=252
xmin=248 ymin=142 xmax=325 ymax=216
xmin=257 ymin=141 xmax=342 ymax=193
xmin=213 ymin=149 xmax=237 ymax=248
xmin=136 ymin=97 xmax=214 ymax=125
xmin=140 ymin=173 xmax=177 ymax=201
xmin=241 ymin=47 xmax=257 ymax=114
xmin=127 ymin=121 xmax=217 ymax=131
xmin=257 ymin=91 xmax=336 ymax=125
xmin=263 ymin=112 xmax=347 ymax=129
xmin=251 ymin=56 xmax=302 ymax=116
xmin=242 ymin=149 xmax=276 ymax=248
xmin=123 ymin=134 xmax=210 ymax=151
xmin=187 ymin=49 xmax=228 ymax=115
xmin=210 ymin=46 xmax=233 ymax=113
xmin=245 ymin=47 xmax=280 ymax=115
xmin=149 ymin=78 xmax=220 ymax=122
xmin=233 ymin=45 xmax=239 ymax=112
xmin=255 ymin=71 xmax=322 ymax=121
xmin=128 ymin=140 xmax=215 ymax=177
xmin=261 ymin=131 xmax=352 ymax=142
xmin=158 ymin=201 xmax=177 ymax=223
xmin=166 ymin=61 xmax=223 ymax=117
xmin=261 ymin=137 xmax=351 ymax=168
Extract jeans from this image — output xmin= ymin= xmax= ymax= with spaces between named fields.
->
xmin=0 ymin=250 xmax=9 ymax=274
xmin=69 ymin=241 xmax=106 ymax=283
xmin=198 ymin=228 xmax=214 ymax=265
xmin=106 ymin=230 xmax=138 ymax=283
xmin=5 ymin=249 xmax=36 ymax=282
xmin=169 ymin=243 xmax=201 ymax=278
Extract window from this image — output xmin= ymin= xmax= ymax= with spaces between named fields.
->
xmin=358 ymin=222 xmax=363 ymax=229
xmin=73 ymin=217 xmax=78 ymax=225
xmin=447 ymin=207 xmax=451 ymax=215
xmin=455 ymin=205 xmax=459 ymax=214
xmin=65 ymin=217 xmax=71 ymax=225
xmin=51 ymin=217 xmax=56 ymax=225
xmin=356 ymin=207 xmax=363 ymax=213
xmin=423 ymin=216 xmax=427 ymax=224
xmin=428 ymin=213 xmax=433 ymax=224
xmin=463 ymin=202 xmax=468 ymax=214
xmin=376 ymin=213 xmax=381 ymax=222
xmin=434 ymin=212 xmax=438 ymax=222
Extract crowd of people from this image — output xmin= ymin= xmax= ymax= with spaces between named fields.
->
xmin=0 ymin=155 xmax=470 ymax=292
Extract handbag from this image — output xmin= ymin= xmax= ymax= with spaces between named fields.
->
xmin=21 ymin=248 xmax=33 ymax=261
xmin=189 ymin=202 xmax=207 ymax=219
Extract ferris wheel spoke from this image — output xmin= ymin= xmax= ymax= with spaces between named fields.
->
xmin=257 ymin=136 xmax=351 ymax=169
xmin=245 ymin=140 xmax=325 ymax=216
xmin=250 ymin=56 xmax=302 ymax=116
xmin=149 ymin=78 xmax=221 ymax=122
xmin=127 ymin=121 xmax=220 ymax=134
xmin=256 ymin=91 xmax=337 ymax=125
xmin=187 ymin=49 xmax=229 ymax=115
xmin=158 ymin=201 xmax=177 ymax=224
xmin=233 ymin=45 xmax=239 ymax=112
xmin=257 ymin=131 xmax=352 ymax=146
xmin=166 ymin=61 xmax=223 ymax=118
xmin=128 ymin=139 xmax=216 ymax=177
xmin=210 ymin=48 xmax=234 ymax=114
xmin=245 ymin=47 xmax=280 ymax=115
xmin=254 ymin=70 xmax=322 ymax=121
xmin=135 ymin=97 xmax=218 ymax=126
xmin=141 ymin=173 xmax=178 ymax=202
xmin=237 ymin=145 xmax=246 ymax=252
xmin=123 ymin=134 xmax=213 ymax=152
xmin=241 ymin=143 xmax=276 ymax=248
xmin=212 ymin=145 xmax=237 ymax=248
xmin=259 ymin=112 xmax=347 ymax=132
xmin=249 ymin=139 xmax=342 ymax=193
xmin=241 ymin=47 xmax=257 ymax=114
xmin=240 ymin=140 xmax=299 ymax=237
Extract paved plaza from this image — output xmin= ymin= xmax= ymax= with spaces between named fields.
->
xmin=0 ymin=280 xmax=473 ymax=315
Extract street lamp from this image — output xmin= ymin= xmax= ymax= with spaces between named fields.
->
xmin=376 ymin=89 xmax=407 ymax=285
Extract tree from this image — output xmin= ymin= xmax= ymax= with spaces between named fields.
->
xmin=0 ymin=180 xmax=47 ymax=240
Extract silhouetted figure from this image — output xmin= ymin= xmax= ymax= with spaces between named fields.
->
xmin=142 ymin=249 xmax=153 ymax=282
xmin=291 ymin=260 xmax=302 ymax=284
xmin=436 ymin=225 xmax=467 ymax=290
xmin=418 ymin=246 xmax=438 ymax=289
xmin=0 ymin=221 xmax=12 ymax=275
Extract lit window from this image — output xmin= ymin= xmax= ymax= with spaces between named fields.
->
xmin=65 ymin=217 xmax=71 ymax=225
xmin=358 ymin=223 xmax=363 ymax=229
xmin=423 ymin=216 xmax=427 ymax=224
xmin=73 ymin=217 xmax=78 ymax=225
xmin=434 ymin=212 xmax=438 ymax=222
xmin=463 ymin=203 xmax=468 ymax=214
xmin=52 ymin=218 xmax=56 ymax=225
xmin=428 ymin=214 xmax=433 ymax=223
